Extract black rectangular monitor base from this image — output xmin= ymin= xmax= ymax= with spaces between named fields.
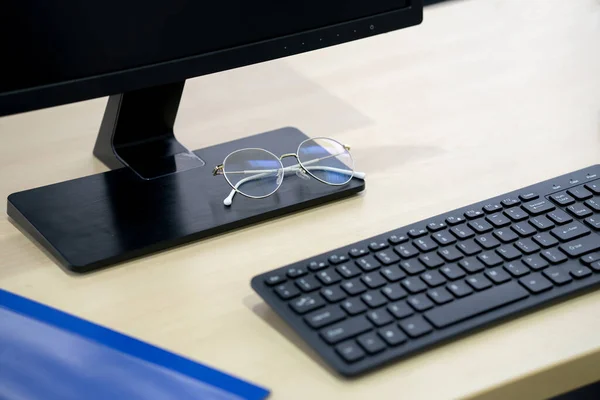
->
xmin=8 ymin=127 xmax=365 ymax=272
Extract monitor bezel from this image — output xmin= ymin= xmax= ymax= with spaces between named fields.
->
xmin=0 ymin=2 xmax=422 ymax=116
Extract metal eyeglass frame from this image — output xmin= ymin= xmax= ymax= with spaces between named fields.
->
xmin=212 ymin=137 xmax=366 ymax=206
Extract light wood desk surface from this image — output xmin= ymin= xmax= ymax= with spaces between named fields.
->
xmin=1 ymin=0 xmax=600 ymax=398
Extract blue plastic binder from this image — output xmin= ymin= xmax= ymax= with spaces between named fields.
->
xmin=0 ymin=289 xmax=270 ymax=400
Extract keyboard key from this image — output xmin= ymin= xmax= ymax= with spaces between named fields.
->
xmin=408 ymin=227 xmax=428 ymax=238
xmin=321 ymin=316 xmax=372 ymax=344
xmin=427 ymin=288 xmax=454 ymax=304
xmin=485 ymin=267 xmax=512 ymax=284
xmin=475 ymin=234 xmax=501 ymax=249
xmin=427 ymin=221 xmax=447 ymax=232
xmin=394 ymin=243 xmax=420 ymax=259
xmin=522 ymin=199 xmax=555 ymax=216
xmin=501 ymin=197 xmax=521 ymax=208
xmin=381 ymin=284 xmax=408 ymax=301
xmin=275 ymin=283 xmax=300 ymax=300
xmin=477 ymin=251 xmax=504 ymax=267
xmin=401 ymin=277 xmax=428 ymax=293
xmin=420 ymin=270 xmax=446 ymax=287
xmin=290 ymin=294 xmax=326 ymax=314
xmin=356 ymin=256 xmax=381 ymax=272
xmin=547 ymin=209 xmax=573 ymax=225
xmin=459 ymin=257 xmax=485 ymax=273
xmin=305 ymin=306 xmax=346 ymax=328
xmin=504 ymin=262 xmax=531 ymax=277
xmin=296 ymin=276 xmax=321 ymax=292
xmin=466 ymin=274 xmax=493 ymax=291
xmin=559 ymin=234 xmax=600 ymax=257
xmin=468 ymin=219 xmax=493 ymax=234
xmin=543 ymin=267 xmax=572 ymax=285
xmin=493 ymin=228 xmax=519 ymax=243
xmin=362 ymin=272 xmax=387 ymax=289
xmin=387 ymin=301 xmax=414 ymax=319
xmin=529 ymin=216 xmax=555 ymax=231
xmin=400 ymin=259 xmax=426 ymax=275
xmin=549 ymin=192 xmax=575 ymax=206
xmin=581 ymin=252 xmax=600 ymax=265
xmin=569 ymin=266 xmax=592 ymax=279
xmin=487 ymin=213 xmax=511 ymax=228
xmin=432 ymin=230 xmax=457 ymax=246
xmin=367 ymin=308 xmax=394 ymax=327
xmin=483 ymin=203 xmax=503 ymax=213
xmin=399 ymin=316 xmax=433 ymax=338
xmin=341 ymin=279 xmax=367 ymax=296
xmin=514 ymin=239 xmax=540 ymax=255
xmin=329 ymin=254 xmax=349 ymax=265
xmin=450 ymin=225 xmax=475 ymax=239
xmin=585 ymin=182 xmax=600 ymax=194
xmin=341 ymin=298 xmax=367 ymax=315
xmin=504 ymin=208 xmax=529 ymax=222
xmin=308 ymin=260 xmax=329 ymax=272
xmin=336 ymin=341 xmax=365 ymax=363
xmin=388 ymin=234 xmax=409 ymax=245
xmin=425 ymin=282 xmax=529 ymax=328
xmin=265 ymin=273 xmax=286 ymax=286
xmin=361 ymin=291 xmax=388 ymax=308
xmin=413 ymin=237 xmax=438 ymax=253
xmin=438 ymin=246 xmax=464 ymax=262
xmin=286 ymin=267 xmax=307 ymax=278
xmin=589 ymin=261 xmax=600 ymax=272
xmin=357 ymin=332 xmax=386 ymax=354
xmin=512 ymin=223 xmax=537 ymax=237
xmin=568 ymin=187 xmax=593 ymax=201
xmin=407 ymin=294 xmax=435 ymax=312
xmin=550 ymin=221 xmax=590 ymax=242
xmin=447 ymin=281 xmax=473 ymax=298
xmin=440 ymin=264 xmax=466 ymax=280
xmin=419 ymin=253 xmax=445 ymax=269
xmin=316 ymin=269 xmax=343 ymax=285
xmin=375 ymin=250 xmax=401 ymax=265
xmin=336 ymin=263 xmax=362 ymax=279
xmin=380 ymin=265 xmax=407 ymax=282
xmin=496 ymin=245 xmax=522 ymax=261
xmin=464 ymin=209 xmax=485 ymax=219
xmin=445 ymin=215 xmax=466 ymax=226
xmin=584 ymin=198 xmax=600 ymax=212
xmin=378 ymin=325 xmax=407 ymax=346
xmin=584 ymin=215 xmax=600 ymax=230
xmin=457 ymin=239 xmax=483 ymax=256
xmin=519 ymin=273 xmax=553 ymax=294
xmin=369 ymin=241 xmax=389 ymax=251
xmin=567 ymin=204 xmax=593 ymax=218
xmin=540 ymin=249 xmax=568 ymax=264
xmin=533 ymin=232 xmax=559 ymax=248
xmin=522 ymin=255 xmax=549 ymax=271
xmin=349 ymin=247 xmax=369 ymax=258
xmin=519 ymin=192 xmax=539 ymax=202
xmin=321 ymin=286 xmax=347 ymax=303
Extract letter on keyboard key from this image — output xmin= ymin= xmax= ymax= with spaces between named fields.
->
xmin=424 ymin=282 xmax=529 ymax=328
xmin=321 ymin=316 xmax=372 ymax=344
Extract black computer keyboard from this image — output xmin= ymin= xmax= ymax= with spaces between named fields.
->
xmin=251 ymin=165 xmax=600 ymax=377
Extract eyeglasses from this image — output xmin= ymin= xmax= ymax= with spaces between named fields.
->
xmin=212 ymin=137 xmax=366 ymax=206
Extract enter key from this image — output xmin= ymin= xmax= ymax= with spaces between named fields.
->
xmin=550 ymin=221 xmax=590 ymax=242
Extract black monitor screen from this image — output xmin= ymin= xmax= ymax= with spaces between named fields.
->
xmin=3 ymin=0 xmax=407 ymax=93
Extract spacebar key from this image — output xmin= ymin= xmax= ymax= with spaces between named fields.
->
xmin=424 ymin=282 xmax=529 ymax=328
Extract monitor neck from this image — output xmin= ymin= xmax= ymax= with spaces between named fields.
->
xmin=93 ymin=81 xmax=204 ymax=180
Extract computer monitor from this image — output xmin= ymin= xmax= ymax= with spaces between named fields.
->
xmin=1 ymin=1 xmax=423 ymax=272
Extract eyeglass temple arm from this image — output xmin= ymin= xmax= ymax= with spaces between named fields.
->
xmin=223 ymin=164 xmax=365 ymax=206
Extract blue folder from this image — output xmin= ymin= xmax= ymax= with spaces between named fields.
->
xmin=0 ymin=289 xmax=270 ymax=400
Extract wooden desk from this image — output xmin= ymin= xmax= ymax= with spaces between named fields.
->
xmin=1 ymin=0 xmax=599 ymax=398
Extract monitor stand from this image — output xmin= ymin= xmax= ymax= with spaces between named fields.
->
xmin=7 ymin=81 xmax=365 ymax=273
